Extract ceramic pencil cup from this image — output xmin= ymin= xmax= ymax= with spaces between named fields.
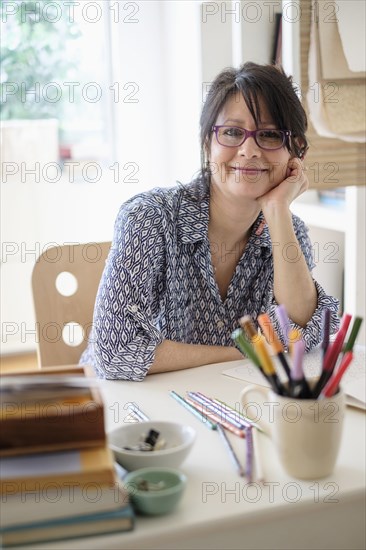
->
xmin=240 ymin=384 xmax=345 ymax=479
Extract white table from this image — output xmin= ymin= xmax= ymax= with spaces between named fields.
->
xmin=36 ymin=356 xmax=366 ymax=550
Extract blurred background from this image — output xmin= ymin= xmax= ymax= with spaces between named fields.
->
xmin=1 ymin=0 xmax=365 ymax=361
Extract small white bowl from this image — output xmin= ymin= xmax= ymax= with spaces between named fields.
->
xmin=108 ymin=421 xmax=196 ymax=471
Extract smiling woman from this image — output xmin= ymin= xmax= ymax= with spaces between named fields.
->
xmin=79 ymin=61 xmax=340 ymax=382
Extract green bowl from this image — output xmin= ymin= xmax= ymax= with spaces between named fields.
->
xmin=124 ymin=467 xmax=187 ymax=516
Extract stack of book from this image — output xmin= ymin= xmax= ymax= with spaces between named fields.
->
xmin=0 ymin=366 xmax=134 ymax=547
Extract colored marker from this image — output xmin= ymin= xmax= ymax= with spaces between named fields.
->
xmin=257 ymin=313 xmax=292 ymax=382
xmin=343 ymin=317 xmax=363 ymax=353
xmin=291 ymin=338 xmax=312 ymax=399
xmin=320 ymin=351 xmax=354 ymax=398
xmin=321 ymin=308 xmax=331 ymax=362
xmin=312 ymin=313 xmax=352 ymax=398
xmin=250 ymin=334 xmax=286 ymax=396
xmin=169 ymin=391 xmax=217 ymax=430
xmin=239 ymin=315 xmax=258 ymax=342
xmin=288 ymin=328 xmax=301 ymax=356
xmin=275 ymin=304 xmax=291 ymax=348
xmin=231 ymin=328 xmax=266 ymax=375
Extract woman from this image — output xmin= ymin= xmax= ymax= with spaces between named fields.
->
xmin=80 ymin=62 xmax=339 ymax=380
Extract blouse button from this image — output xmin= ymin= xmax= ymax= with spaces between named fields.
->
xmin=130 ymin=305 xmax=138 ymax=313
xmin=216 ymin=320 xmax=224 ymax=329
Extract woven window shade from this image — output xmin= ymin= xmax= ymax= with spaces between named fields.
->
xmin=299 ymin=0 xmax=366 ymax=189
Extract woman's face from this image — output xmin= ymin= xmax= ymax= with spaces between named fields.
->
xmin=208 ymin=92 xmax=292 ymax=201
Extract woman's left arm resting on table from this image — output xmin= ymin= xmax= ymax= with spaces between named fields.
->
xmin=268 ymin=207 xmax=318 ymax=327
xmin=265 ymin=212 xmax=340 ymax=350
xmin=259 ymin=157 xmax=337 ymax=330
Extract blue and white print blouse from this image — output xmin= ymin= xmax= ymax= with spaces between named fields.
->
xmin=80 ymin=178 xmax=340 ymax=381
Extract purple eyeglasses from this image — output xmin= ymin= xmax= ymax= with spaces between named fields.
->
xmin=212 ymin=125 xmax=291 ymax=151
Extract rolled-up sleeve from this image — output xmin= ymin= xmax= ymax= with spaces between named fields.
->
xmin=84 ymin=198 xmax=165 ymax=381
xmin=265 ymin=215 xmax=340 ymax=352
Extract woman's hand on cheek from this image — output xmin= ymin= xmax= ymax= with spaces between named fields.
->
xmin=258 ymin=157 xmax=309 ymax=215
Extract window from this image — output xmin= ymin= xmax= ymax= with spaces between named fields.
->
xmin=1 ymin=0 xmax=114 ymax=173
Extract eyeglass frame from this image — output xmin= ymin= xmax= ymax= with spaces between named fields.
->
xmin=212 ymin=125 xmax=292 ymax=151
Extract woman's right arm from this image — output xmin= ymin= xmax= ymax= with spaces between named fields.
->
xmin=149 ymin=339 xmax=242 ymax=375
xmin=91 ymin=198 xmax=165 ymax=381
xmin=91 ymin=198 xmax=241 ymax=381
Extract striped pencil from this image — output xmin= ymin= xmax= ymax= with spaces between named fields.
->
xmin=184 ymin=395 xmax=245 ymax=438
xmin=188 ymin=392 xmax=247 ymax=430
xmin=213 ymin=398 xmax=265 ymax=433
xmin=169 ymin=391 xmax=217 ymax=430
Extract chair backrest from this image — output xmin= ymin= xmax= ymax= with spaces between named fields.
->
xmin=31 ymin=242 xmax=111 ymax=367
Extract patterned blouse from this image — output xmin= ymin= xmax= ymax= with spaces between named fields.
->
xmin=80 ymin=177 xmax=340 ymax=381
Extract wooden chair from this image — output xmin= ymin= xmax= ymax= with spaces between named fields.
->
xmin=31 ymin=242 xmax=111 ymax=367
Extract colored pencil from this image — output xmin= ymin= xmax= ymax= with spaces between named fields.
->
xmin=184 ymin=395 xmax=245 ymax=438
xmin=187 ymin=392 xmax=247 ymax=430
xmin=245 ymin=426 xmax=254 ymax=483
xmin=188 ymin=392 xmax=247 ymax=430
xmin=211 ymin=397 xmax=264 ymax=432
xmin=216 ymin=424 xmax=245 ymax=477
xmin=169 ymin=391 xmax=217 ymax=430
xmin=252 ymin=427 xmax=264 ymax=483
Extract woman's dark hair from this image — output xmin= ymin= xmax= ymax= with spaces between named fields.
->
xmin=200 ymin=62 xmax=308 ymax=182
